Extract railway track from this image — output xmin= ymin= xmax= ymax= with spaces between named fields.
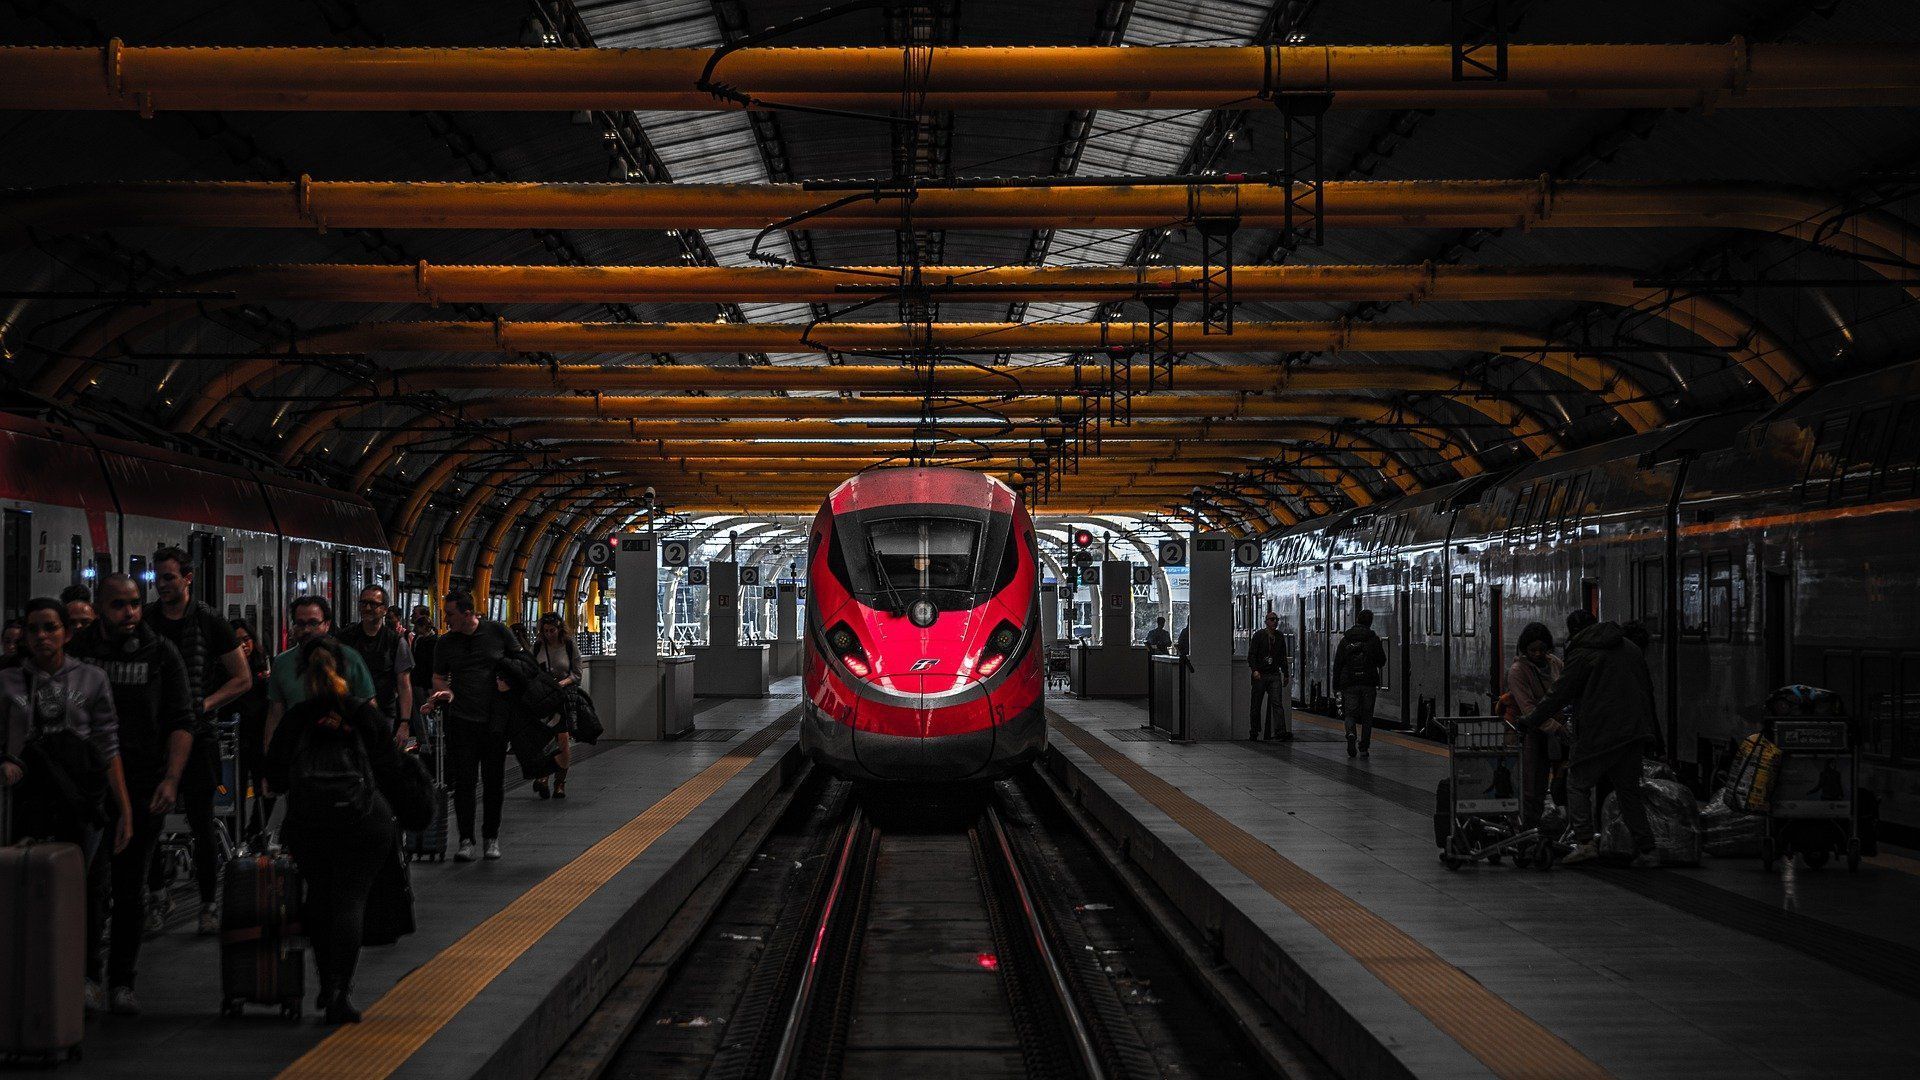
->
xmin=556 ymin=768 xmax=1301 ymax=1080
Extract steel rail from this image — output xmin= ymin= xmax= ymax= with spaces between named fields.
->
xmin=768 ymin=806 xmax=868 ymax=1080
xmin=984 ymin=804 xmax=1108 ymax=1080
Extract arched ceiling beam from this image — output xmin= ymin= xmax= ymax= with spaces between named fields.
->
xmin=41 ymin=261 xmax=1802 ymax=401
xmin=6 ymin=181 xmax=1911 ymax=283
xmin=5 ymin=43 xmax=1913 ymax=112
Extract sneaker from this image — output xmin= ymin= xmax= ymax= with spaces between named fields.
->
xmin=85 ymin=980 xmax=106 ymax=1015
xmin=143 ymin=891 xmax=169 ymax=935
xmin=324 ymin=995 xmax=363 ymax=1025
xmin=483 ymin=838 xmax=502 ymax=861
xmin=108 ymin=986 xmax=141 ymax=1016
xmin=1561 ymin=841 xmax=1600 ymax=866
xmin=454 ymin=840 xmax=477 ymax=862
xmin=197 ymin=903 xmax=221 ymax=936
xmin=1630 ymin=851 xmax=1662 ymax=869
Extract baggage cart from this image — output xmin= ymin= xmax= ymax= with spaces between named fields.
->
xmin=1762 ymin=717 xmax=1861 ymax=872
xmin=1438 ymin=716 xmax=1553 ymax=870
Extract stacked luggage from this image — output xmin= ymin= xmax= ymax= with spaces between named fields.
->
xmin=219 ymin=851 xmax=305 ymax=1019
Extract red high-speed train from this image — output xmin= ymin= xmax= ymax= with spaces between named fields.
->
xmin=802 ymin=467 xmax=1045 ymax=782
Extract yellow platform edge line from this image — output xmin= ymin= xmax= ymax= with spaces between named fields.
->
xmin=1050 ymin=713 xmax=1613 ymax=1080
xmin=276 ymin=716 xmax=796 ymax=1080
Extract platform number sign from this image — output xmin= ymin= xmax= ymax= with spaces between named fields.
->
xmin=740 ymin=566 xmax=760 ymax=586
xmin=661 ymin=539 xmax=690 ymax=568
xmin=1157 ymin=539 xmax=1187 ymax=567
xmin=583 ymin=539 xmax=614 ymax=570
xmin=1131 ymin=565 xmax=1151 ymax=586
xmin=689 ymin=566 xmax=708 ymax=586
xmin=1080 ymin=564 xmax=1099 ymax=586
xmin=1233 ymin=540 xmax=1262 ymax=568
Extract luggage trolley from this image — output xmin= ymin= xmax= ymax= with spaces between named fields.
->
xmin=1763 ymin=716 xmax=1861 ymax=872
xmin=1438 ymin=715 xmax=1553 ymax=870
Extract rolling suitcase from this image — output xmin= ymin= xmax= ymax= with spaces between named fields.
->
xmin=403 ymin=718 xmax=449 ymax=862
xmin=219 ymin=853 xmax=305 ymax=1019
xmin=0 ymin=792 xmax=85 ymax=1064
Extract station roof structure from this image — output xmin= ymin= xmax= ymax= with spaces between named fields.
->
xmin=2 ymin=0 xmax=1918 ymax=576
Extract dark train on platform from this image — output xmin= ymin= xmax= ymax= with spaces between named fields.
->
xmin=1252 ymin=359 xmax=1920 ymax=838
xmin=802 ymin=467 xmax=1045 ymax=782
xmin=0 ymin=412 xmax=392 ymax=646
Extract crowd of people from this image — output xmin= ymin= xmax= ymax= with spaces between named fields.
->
xmin=2 ymin=564 xmax=587 ymax=1025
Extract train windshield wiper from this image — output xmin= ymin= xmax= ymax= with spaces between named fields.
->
xmin=866 ymin=547 xmax=908 ymax=615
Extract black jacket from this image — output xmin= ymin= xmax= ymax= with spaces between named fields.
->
xmin=69 ymin=623 xmax=194 ymax=791
xmin=1524 ymin=621 xmax=1662 ymax=781
xmin=1248 ymin=627 xmax=1289 ymax=677
xmin=1332 ymin=626 xmax=1387 ymax=690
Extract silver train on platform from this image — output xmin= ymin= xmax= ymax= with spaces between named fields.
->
xmin=1246 ymin=359 xmax=1920 ymax=838
xmin=0 ymin=412 xmax=392 ymax=648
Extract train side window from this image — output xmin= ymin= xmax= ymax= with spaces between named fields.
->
xmin=1510 ymin=485 xmax=1533 ymax=534
xmin=1884 ymin=401 xmax=1920 ymax=497
xmin=1634 ymin=557 xmax=1664 ymax=639
xmin=1841 ymin=405 xmax=1893 ymax=502
xmin=2 ymin=510 xmax=28 ymax=622
xmin=1566 ymin=473 xmax=1591 ymax=524
xmin=1801 ymin=414 xmax=1850 ymax=502
xmin=1427 ymin=578 xmax=1442 ymax=635
xmin=1707 ymin=553 xmax=1734 ymax=642
xmin=1679 ymin=553 xmax=1705 ymax=635
xmin=1543 ymin=478 xmax=1570 ymax=529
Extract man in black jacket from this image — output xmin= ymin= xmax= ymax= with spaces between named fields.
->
xmin=428 ymin=589 xmax=526 ymax=863
xmin=1247 ymin=611 xmax=1292 ymax=741
xmin=1332 ymin=609 xmax=1388 ymax=758
xmin=1524 ymin=611 xmax=1663 ymax=866
xmin=335 ymin=584 xmax=415 ymax=738
xmin=69 ymin=573 xmax=194 ymax=1016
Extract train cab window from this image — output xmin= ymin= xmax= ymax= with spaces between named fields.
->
xmin=1679 ymin=553 xmax=1706 ymax=635
xmin=1802 ymin=415 xmax=1850 ymax=502
xmin=864 ymin=518 xmax=982 ymax=598
xmin=1707 ymin=553 xmax=1734 ymax=642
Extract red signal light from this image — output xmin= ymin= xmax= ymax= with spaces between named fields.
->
xmin=1072 ymin=528 xmax=1094 ymax=548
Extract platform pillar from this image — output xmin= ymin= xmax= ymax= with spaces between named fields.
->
xmin=1186 ymin=531 xmax=1234 ymax=739
xmin=1100 ymin=560 xmax=1133 ymax=646
xmin=773 ymin=581 xmax=800 ymax=677
xmin=1040 ymin=586 xmax=1059 ymax=647
xmin=610 ymin=532 xmax=661 ymax=740
xmin=707 ymin=561 xmax=739 ymax=646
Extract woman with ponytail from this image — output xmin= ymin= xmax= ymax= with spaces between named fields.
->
xmin=264 ymin=636 xmax=404 ymax=1024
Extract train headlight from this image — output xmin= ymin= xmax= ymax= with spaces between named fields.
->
xmin=975 ymin=620 xmax=1022 ymax=678
xmin=908 ymin=597 xmax=938 ymax=628
xmin=825 ymin=621 xmax=872 ymax=679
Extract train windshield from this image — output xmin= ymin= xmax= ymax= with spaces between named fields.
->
xmin=865 ymin=518 xmax=980 ymax=595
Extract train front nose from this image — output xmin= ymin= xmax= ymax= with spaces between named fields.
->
xmin=848 ymin=672 xmax=1000 ymax=781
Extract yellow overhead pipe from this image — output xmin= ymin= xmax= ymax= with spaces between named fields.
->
xmin=3 ymin=42 xmax=1913 ymax=112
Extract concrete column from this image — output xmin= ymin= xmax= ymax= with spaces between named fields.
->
xmin=773 ymin=582 xmax=800 ymax=677
xmin=1100 ymin=560 xmax=1132 ymax=646
xmin=707 ymin=561 xmax=740 ymax=647
xmin=610 ymin=532 xmax=661 ymax=739
xmin=1187 ymin=531 xmax=1234 ymax=739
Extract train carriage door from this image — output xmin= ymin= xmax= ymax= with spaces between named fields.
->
xmin=1296 ymin=596 xmax=1308 ymax=701
xmin=1398 ymin=583 xmax=1412 ymax=722
xmin=3 ymin=510 xmax=28 ymax=621
xmin=1765 ymin=571 xmax=1791 ymax=689
xmin=1582 ymin=579 xmax=1601 ymax=617
xmin=1488 ymin=585 xmax=1504 ymax=699
xmin=190 ymin=531 xmax=222 ymax=608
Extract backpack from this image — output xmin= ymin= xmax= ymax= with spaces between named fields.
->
xmin=288 ymin=718 xmax=378 ymax=825
xmin=1334 ymin=635 xmax=1374 ymax=688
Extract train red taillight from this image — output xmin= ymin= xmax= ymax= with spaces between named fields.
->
xmin=826 ymin=620 xmax=872 ymax=679
xmin=974 ymin=620 xmax=1021 ymax=678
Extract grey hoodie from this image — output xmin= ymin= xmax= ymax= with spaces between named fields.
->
xmin=2 ymin=654 xmax=120 ymax=767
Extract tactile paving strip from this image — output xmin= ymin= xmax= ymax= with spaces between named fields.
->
xmin=277 ymin=713 xmax=797 ymax=1080
xmin=1050 ymin=713 xmax=1612 ymax=1080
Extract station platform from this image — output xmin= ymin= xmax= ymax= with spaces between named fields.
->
xmin=61 ymin=686 xmax=804 ymax=1080
xmin=1044 ymin=696 xmax=1920 ymax=1080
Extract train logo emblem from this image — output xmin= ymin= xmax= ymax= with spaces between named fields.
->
xmin=911 ymin=658 xmax=938 ymax=671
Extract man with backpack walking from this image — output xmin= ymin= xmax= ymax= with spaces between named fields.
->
xmin=1333 ymin=609 xmax=1388 ymax=759
xmin=334 ymin=585 xmax=415 ymax=742
xmin=427 ymin=590 xmax=526 ymax=863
